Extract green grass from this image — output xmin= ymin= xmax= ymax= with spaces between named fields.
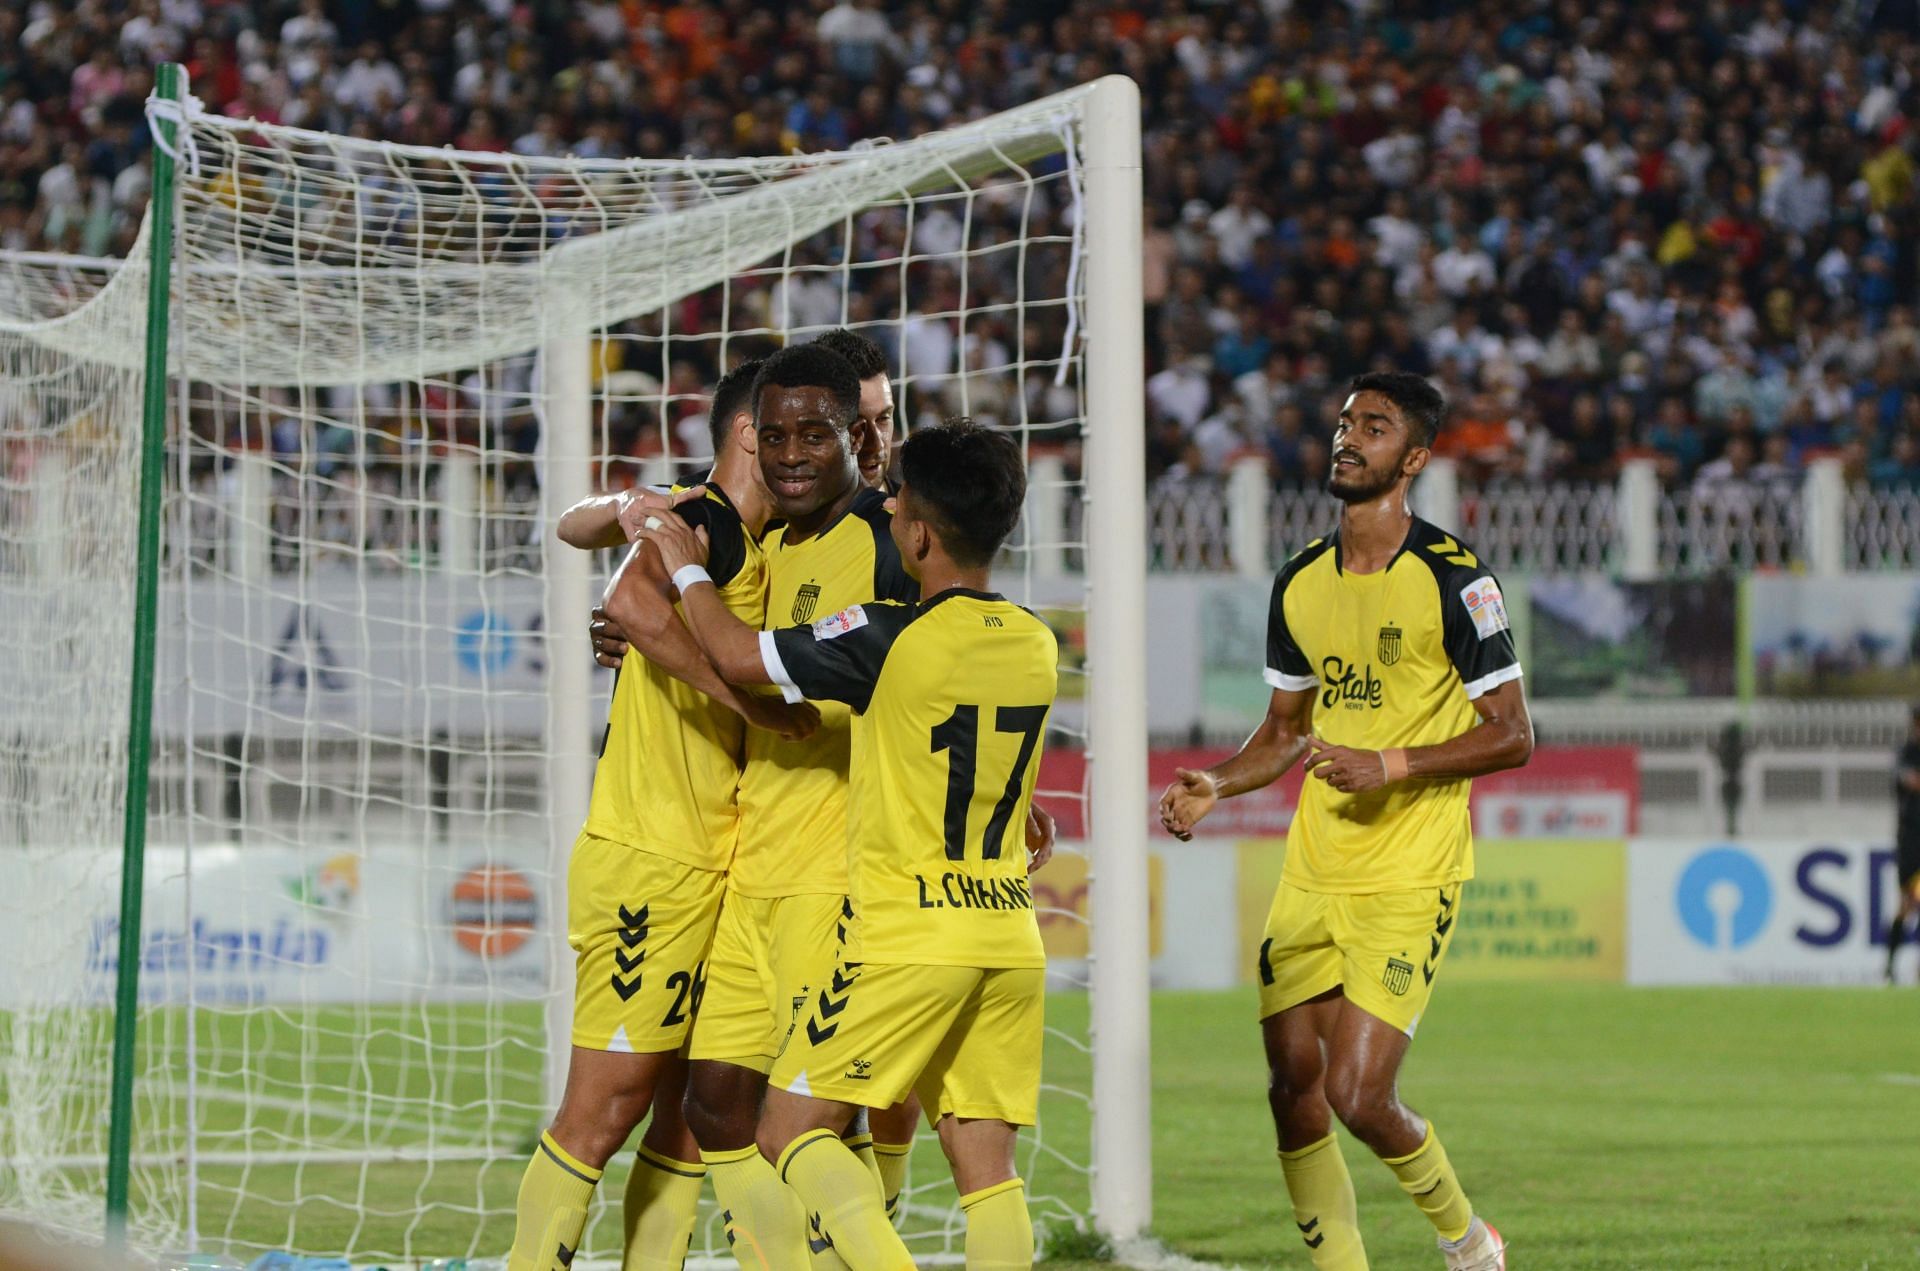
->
xmin=17 ymin=986 xmax=1920 ymax=1267
xmin=1142 ymin=984 xmax=1920 ymax=1270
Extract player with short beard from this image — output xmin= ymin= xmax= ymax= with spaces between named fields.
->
xmin=811 ymin=328 xmax=898 ymax=492
xmin=1160 ymin=372 xmax=1533 ymax=1271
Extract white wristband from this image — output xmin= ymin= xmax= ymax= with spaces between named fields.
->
xmin=671 ymin=563 xmax=712 ymax=593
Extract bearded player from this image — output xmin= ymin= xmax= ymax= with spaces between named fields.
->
xmin=1160 ymin=373 xmax=1531 ymax=1271
xmin=813 ymin=327 xmax=898 ymax=491
xmin=509 ymin=359 xmax=816 ymax=1271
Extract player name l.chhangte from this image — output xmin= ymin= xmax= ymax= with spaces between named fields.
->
xmin=916 ymin=872 xmax=1036 ymax=911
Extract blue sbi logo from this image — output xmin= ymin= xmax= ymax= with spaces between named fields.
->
xmin=1675 ymin=847 xmax=1773 ymax=950
xmin=455 ymin=610 xmax=516 ymax=675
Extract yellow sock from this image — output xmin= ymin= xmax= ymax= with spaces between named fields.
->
xmin=508 ymin=1132 xmax=602 ymax=1271
xmin=621 ymin=1145 xmax=705 ymax=1271
xmin=1382 ymin=1123 xmax=1473 ymax=1243
xmin=703 ymin=1144 xmax=812 ymax=1271
xmin=807 ymin=1132 xmax=874 ymax=1269
xmin=959 ymin=1178 xmax=1032 ymax=1270
xmin=872 ymin=1141 xmax=912 ymax=1225
xmin=776 ymin=1130 xmax=913 ymax=1271
xmin=1277 ymin=1134 xmax=1368 ymax=1270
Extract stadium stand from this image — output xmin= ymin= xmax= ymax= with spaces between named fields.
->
xmin=9 ymin=0 xmax=1920 ymax=581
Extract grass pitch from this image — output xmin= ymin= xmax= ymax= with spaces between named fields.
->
xmin=1131 ymin=983 xmax=1920 ymax=1270
xmin=20 ymin=984 xmax=1920 ymax=1268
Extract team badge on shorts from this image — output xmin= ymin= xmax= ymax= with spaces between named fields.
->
xmin=793 ymin=582 xmax=822 ymax=623
xmin=1383 ymin=956 xmax=1413 ymax=996
xmin=1377 ymin=624 xmax=1403 ymax=666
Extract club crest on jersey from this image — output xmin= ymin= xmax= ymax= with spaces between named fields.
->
xmin=1377 ymin=624 xmax=1403 ymax=665
xmin=792 ymin=582 xmax=822 ymax=624
xmin=1383 ymin=957 xmax=1413 ymax=996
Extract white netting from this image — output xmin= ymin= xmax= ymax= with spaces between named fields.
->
xmin=0 ymin=254 xmax=155 ymax=1248
xmin=0 ymin=81 xmax=1107 ymax=1264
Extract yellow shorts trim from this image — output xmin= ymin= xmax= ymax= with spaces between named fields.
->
xmin=568 ymin=831 xmax=725 ymax=1054
xmin=1255 ymin=882 xmax=1462 ymax=1037
xmin=687 ymin=891 xmax=849 ymax=1070
xmin=768 ymin=961 xmax=1044 ymax=1126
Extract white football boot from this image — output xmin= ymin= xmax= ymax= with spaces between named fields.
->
xmin=1439 ymin=1216 xmax=1505 ymax=1270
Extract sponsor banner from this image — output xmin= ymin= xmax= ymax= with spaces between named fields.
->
xmin=1748 ymin=575 xmax=1920 ymax=699
xmin=1036 ymin=745 xmax=1636 ymax=840
xmin=0 ymin=842 xmax=554 ymax=1009
xmin=143 ymin=575 xmax=585 ymax=740
xmin=1529 ymin=575 xmax=1736 ymax=698
xmin=1628 ymin=839 xmax=1902 ymax=985
xmin=1234 ymin=839 xmax=1625 ymax=986
xmin=1444 ymin=840 xmax=1625 ymax=981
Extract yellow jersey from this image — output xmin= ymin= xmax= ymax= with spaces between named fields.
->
xmin=728 ymin=486 xmax=917 ymax=898
xmin=1265 ymin=517 xmax=1522 ymax=894
xmin=764 ymin=590 xmax=1058 ymax=969
xmin=582 ymin=487 xmax=766 ymax=871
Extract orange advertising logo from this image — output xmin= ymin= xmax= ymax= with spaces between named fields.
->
xmin=450 ymin=866 xmax=538 ymax=958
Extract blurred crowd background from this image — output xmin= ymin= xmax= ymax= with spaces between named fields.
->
xmin=7 ymin=0 xmax=1920 ymax=500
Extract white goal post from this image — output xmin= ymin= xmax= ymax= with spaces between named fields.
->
xmin=0 ymin=69 xmax=1149 ymax=1261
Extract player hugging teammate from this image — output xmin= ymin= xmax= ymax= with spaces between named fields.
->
xmin=512 ymin=331 xmax=1059 ymax=1271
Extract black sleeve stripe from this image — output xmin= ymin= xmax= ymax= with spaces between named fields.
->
xmin=672 ymin=497 xmax=747 ymax=589
xmin=1266 ymin=537 xmax=1332 ymax=683
xmin=767 ymin=601 xmax=916 ymax=712
xmin=1407 ymin=526 xmax=1521 ymax=694
xmin=853 ymin=489 xmax=917 ymax=604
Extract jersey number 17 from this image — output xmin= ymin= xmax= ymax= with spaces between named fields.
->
xmin=930 ymin=704 xmax=1048 ymax=861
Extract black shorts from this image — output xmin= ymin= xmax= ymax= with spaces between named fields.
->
xmin=1900 ymin=836 xmax=1920 ymax=886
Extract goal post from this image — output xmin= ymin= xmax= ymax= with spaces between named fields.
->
xmin=0 ymin=67 xmax=1149 ymax=1261
xmin=104 ymin=56 xmax=183 ymax=1244
xmin=1081 ymin=74 xmax=1153 ymax=1240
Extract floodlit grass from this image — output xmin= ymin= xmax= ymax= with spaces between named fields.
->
xmin=1141 ymin=983 xmax=1920 ymax=1270
xmin=15 ymin=985 xmax=1920 ymax=1267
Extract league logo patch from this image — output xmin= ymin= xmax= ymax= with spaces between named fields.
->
xmin=812 ymin=605 xmax=869 ymax=640
xmin=1377 ymin=624 xmax=1403 ymax=665
xmin=1459 ymin=577 xmax=1509 ymax=640
xmin=1383 ymin=957 xmax=1414 ymax=997
xmin=792 ymin=582 xmax=822 ymax=624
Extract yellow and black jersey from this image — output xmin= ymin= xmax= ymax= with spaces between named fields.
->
xmin=582 ymin=486 xmax=766 ymax=872
xmin=763 ymin=589 xmax=1057 ymax=969
xmin=1265 ymin=517 xmax=1522 ymax=895
xmin=729 ymin=486 xmax=918 ymax=899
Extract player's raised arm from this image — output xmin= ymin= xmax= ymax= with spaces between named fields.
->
xmin=1159 ymin=684 xmax=1316 ymax=841
xmin=603 ymin=532 xmax=816 ymax=740
xmin=557 ymin=485 xmax=708 ymax=551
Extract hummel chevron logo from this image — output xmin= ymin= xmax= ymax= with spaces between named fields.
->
xmin=815 ymin=990 xmax=850 ymax=1020
xmin=616 ymin=903 xmax=650 ymax=949
xmin=614 ymin=948 xmax=644 ymax=974
xmin=1297 ymin=1218 xmax=1324 ymax=1249
xmin=830 ymin=966 xmax=859 ymax=995
xmin=1424 ymin=890 xmax=1458 ymax=983
xmin=610 ymin=972 xmax=642 ymax=1001
xmin=806 ymin=1018 xmax=838 ymax=1045
xmin=554 ymin=1243 xmax=576 ymax=1269
xmin=1427 ymin=535 xmax=1478 ymax=568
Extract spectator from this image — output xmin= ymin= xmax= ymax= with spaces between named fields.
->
xmin=8 ymin=0 xmax=1920 ymax=507
xmin=1146 ymin=350 xmax=1212 ymax=434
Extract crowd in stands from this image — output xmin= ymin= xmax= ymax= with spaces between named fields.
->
xmin=8 ymin=0 xmax=1920 ymax=498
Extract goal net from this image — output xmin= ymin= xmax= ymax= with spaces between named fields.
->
xmin=0 ymin=74 xmax=1148 ymax=1263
